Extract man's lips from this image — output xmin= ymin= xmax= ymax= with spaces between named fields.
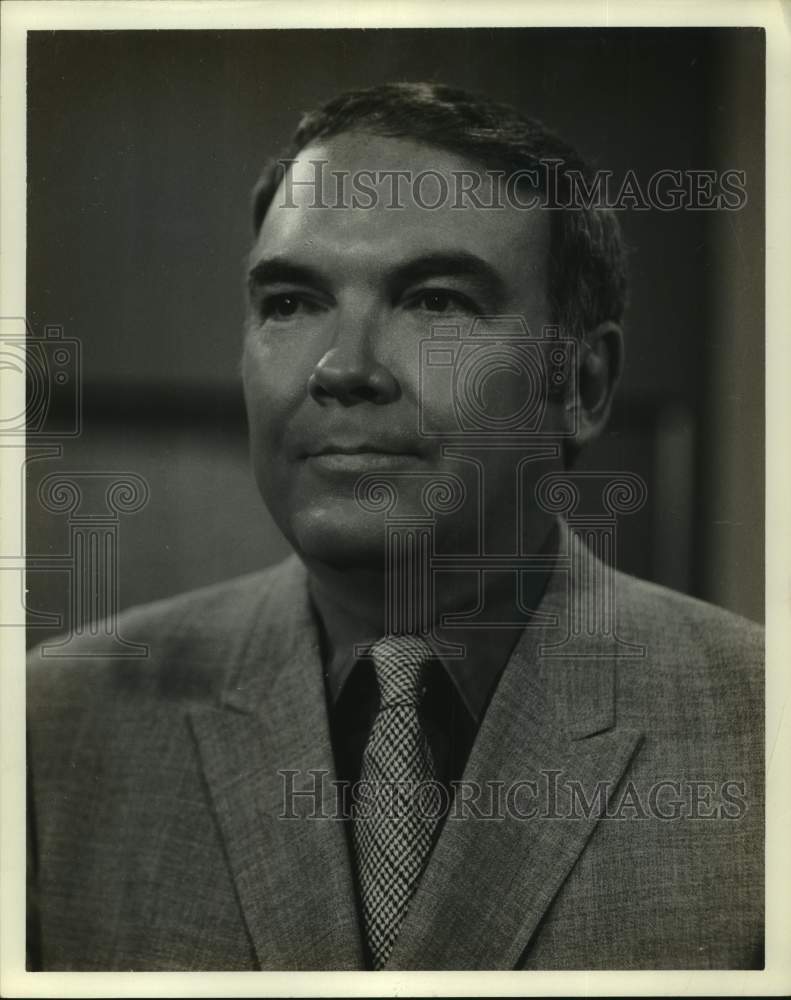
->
xmin=306 ymin=444 xmax=418 ymax=457
xmin=302 ymin=443 xmax=423 ymax=472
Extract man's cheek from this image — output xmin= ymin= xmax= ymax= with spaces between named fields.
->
xmin=244 ymin=354 xmax=305 ymax=432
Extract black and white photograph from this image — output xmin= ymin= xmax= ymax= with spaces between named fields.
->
xmin=1 ymin=1 xmax=789 ymax=996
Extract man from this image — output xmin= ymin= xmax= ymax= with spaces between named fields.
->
xmin=27 ymin=83 xmax=763 ymax=971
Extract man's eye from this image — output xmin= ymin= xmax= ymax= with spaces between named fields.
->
xmin=260 ymin=293 xmax=316 ymax=321
xmin=409 ymin=290 xmax=476 ymax=314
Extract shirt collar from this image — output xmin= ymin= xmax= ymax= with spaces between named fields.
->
xmin=313 ymin=521 xmax=559 ymax=725
xmin=323 ymin=633 xmax=516 ymax=725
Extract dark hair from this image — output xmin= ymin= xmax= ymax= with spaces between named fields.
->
xmin=251 ymin=82 xmax=627 ymax=341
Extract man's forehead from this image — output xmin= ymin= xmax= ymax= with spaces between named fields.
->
xmin=291 ymin=132 xmax=491 ymax=181
xmin=254 ymin=131 xmax=550 ymax=275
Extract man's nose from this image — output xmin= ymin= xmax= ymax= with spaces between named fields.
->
xmin=307 ymin=310 xmax=399 ymax=406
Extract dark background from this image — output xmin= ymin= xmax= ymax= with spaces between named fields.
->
xmin=25 ymin=28 xmax=765 ymax=644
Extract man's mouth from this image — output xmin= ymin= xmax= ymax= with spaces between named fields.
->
xmin=304 ymin=443 xmax=422 ymax=472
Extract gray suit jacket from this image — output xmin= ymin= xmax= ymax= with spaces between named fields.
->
xmin=27 ymin=529 xmax=764 ymax=970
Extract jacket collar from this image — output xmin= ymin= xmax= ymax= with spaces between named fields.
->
xmin=386 ymin=522 xmax=644 ymax=968
xmin=190 ymin=522 xmax=643 ymax=969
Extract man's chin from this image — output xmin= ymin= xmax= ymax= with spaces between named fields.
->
xmin=289 ymin=511 xmax=388 ymax=571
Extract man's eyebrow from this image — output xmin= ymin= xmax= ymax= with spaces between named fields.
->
xmin=247 ymin=251 xmax=508 ymax=298
xmin=389 ymin=252 xmax=507 ymax=298
xmin=247 ymin=257 xmax=330 ymax=291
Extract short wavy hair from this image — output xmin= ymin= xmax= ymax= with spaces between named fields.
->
xmin=251 ymin=82 xmax=627 ymax=342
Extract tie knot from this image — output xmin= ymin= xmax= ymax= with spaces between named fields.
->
xmin=369 ymin=634 xmax=433 ymax=708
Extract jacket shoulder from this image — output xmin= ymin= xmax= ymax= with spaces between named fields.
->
xmin=615 ymin=569 xmax=763 ymax=661
xmin=612 ymin=569 xmax=764 ymax=727
xmin=27 ymin=555 xmax=303 ymax=715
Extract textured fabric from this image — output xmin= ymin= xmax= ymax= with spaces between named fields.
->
xmin=329 ymin=655 xmax=478 ymax=811
xmin=322 ymin=616 xmax=524 ymax=723
xmin=26 ymin=522 xmax=764 ymax=970
xmin=352 ymin=636 xmax=438 ymax=968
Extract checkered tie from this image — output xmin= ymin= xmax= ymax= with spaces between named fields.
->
xmin=352 ymin=634 xmax=439 ymax=969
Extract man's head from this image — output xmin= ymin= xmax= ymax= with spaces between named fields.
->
xmin=242 ymin=83 xmax=626 ymax=575
xmin=252 ymin=83 xmax=627 ymax=345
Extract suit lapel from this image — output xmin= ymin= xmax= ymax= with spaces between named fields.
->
xmin=188 ymin=558 xmax=364 ymax=970
xmin=386 ymin=527 xmax=644 ymax=970
xmin=187 ymin=527 xmax=645 ymax=970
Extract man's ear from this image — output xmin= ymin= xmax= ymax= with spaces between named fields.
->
xmin=565 ymin=320 xmax=624 ymax=449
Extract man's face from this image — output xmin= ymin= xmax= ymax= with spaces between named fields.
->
xmin=243 ymin=133 xmax=566 ymax=571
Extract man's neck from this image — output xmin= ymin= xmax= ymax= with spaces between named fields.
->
xmin=306 ymin=520 xmax=559 ymax=709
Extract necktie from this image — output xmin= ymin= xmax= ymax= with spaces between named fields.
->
xmin=352 ymin=634 xmax=439 ymax=969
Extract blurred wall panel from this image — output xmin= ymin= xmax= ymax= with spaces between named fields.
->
xmin=26 ymin=420 xmax=293 ymax=647
xmin=700 ymin=33 xmax=765 ymax=624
